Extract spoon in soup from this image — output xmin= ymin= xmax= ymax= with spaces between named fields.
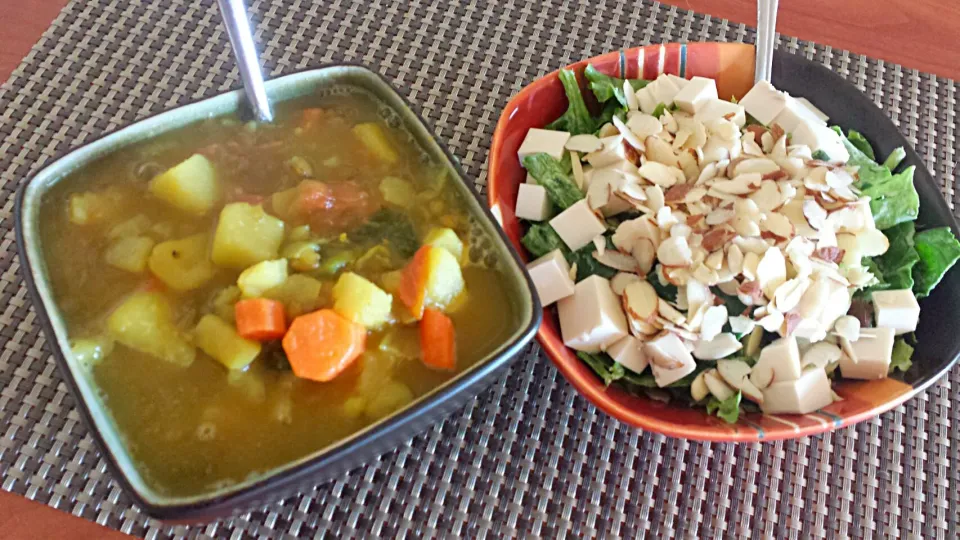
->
xmin=216 ymin=0 xmax=274 ymax=122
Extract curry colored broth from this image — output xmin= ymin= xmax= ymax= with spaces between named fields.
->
xmin=38 ymin=91 xmax=519 ymax=496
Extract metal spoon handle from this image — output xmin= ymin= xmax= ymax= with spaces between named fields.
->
xmin=755 ymin=0 xmax=780 ymax=83
xmin=217 ymin=0 xmax=273 ymax=122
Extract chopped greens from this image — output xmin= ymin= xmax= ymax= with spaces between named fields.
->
xmin=583 ymin=65 xmax=649 ymax=107
xmin=846 ymin=130 xmax=876 ymax=160
xmin=811 ymin=149 xmax=832 ymax=161
xmin=350 ymin=209 xmax=419 ymax=258
xmin=521 ymin=222 xmax=565 ymax=258
xmin=546 ymin=68 xmax=597 ymax=135
xmin=912 ymin=227 xmax=960 ymax=298
xmin=706 ymin=391 xmax=742 ymax=423
xmin=651 ymin=103 xmax=667 ymax=118
xmin=522 ymin=153 xmax=584 ymax=210
xmin=568 ymin=244 xmax=617 ymax=281
xmin=577 ymin=351 xmax=624 ymax=386
xmin=868 ymin=221 xmax=921 ymax=290
xmin=858 ymin=165 xmax=919 ymax=230
xmin=889 ymin=338 xmax=914 ymax=373
xmin=883 ymin=147 xmax=907 ymax=171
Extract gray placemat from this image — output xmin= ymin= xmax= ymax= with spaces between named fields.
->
xmin=0 ymin=0 xmax=957 ymax=537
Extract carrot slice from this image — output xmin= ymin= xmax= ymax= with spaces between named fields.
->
xmin=420 ymin=308 xmax=456 ymax=370
xmin=282 ymin=309 xmax=366 ymax=382
xmin=235 ymin=298 xmax=287 ymax=341
xmin=399 ymin=245 xmax=431 ymax=319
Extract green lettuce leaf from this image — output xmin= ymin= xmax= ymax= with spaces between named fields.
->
xmin=913 ymin=227 xmax=960 ymax=298
xmin=846 ymin=130 xmax=876 ymax=161
xmin=583 ymin=65 xmax=649 ymax=107
xmin=651 ymin=103 xmax=667 ymax=118
xmin=521 ymin=222 xmax=565 ymax=258
xmin=889 ymin=338 xmax=914 ymax=373
xmin=594 ymin=101 xmax=626 ymax=132
xmin=577 ymin=351 xmax=624 ymax=386
xmin=546 ymin=68 xmax=595 ymax=135
xmin=883 ymin=147 xmax=907 ymax=171
xmin=568 ymin=244 xmax=617 ymax=281
xmin=858 ymin=165 xmax=919 ymax=230
xmin=811 ymin=149 xmax=832 ymax=161
xmin=706 ymin=391 xmax=742 ymax=423
xmin=869 ymin=221 xmax=920 ymax=290
xmin=522 ymin=153 xmax=584 ymax=210
xmin=646 ymin=268 xmax=678 ymax=302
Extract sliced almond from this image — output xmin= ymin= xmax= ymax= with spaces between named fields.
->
xmin=645 ymin=135 xmax=680 ymax=168
xmin=742 ymin=134 xmax=764 ymax=156
xmin=749 ymin=181 xmax=782 ymax=212
xmin=633 ymin=238 xmax=657 ymax=275
xmin=700 ymin=305 xmax=728 ymax=341
xmin=717 ymin=358 xmax=753 ymax=389
xmin=697 ymin=162 xmax=719 ymax=184
xmin=691 ymin=263 xmax=720 ymax=286
xmin=727 ymin=244 xmax=744 ymax=275
xmin=733 ymin=215 xmax=762 ymax=237
xmin=627 ymin=112 xmax=662 ymax=140
xmin=597 ymin=122 xmax=619 ymax=138
xmin=657 ymin=236 xmax=693 ymax=267
xmin=565 ymin=134 xmax=604 ymax=153
xmin=610 ymin=272 xmax=641 ymax=295
xmin=705 ymin=250 xmax=724 ymax=271
xmin=622 ymin=280 xmax=659 ymax=324
xmin=857 ymin=229 xmax=890 ymax=257
xmin=737 ymin=279 xmax=764 ymax=306
xmin=734 ymin=157 xmax=781 ymax=177
xmin=750 ymin=362 xmax=775 ymax=389
xmin=756 ymin=246 xmax=787 ymax=299
xmin=757 ymin=309 xmax=785 ymax=333
xmin=729 ymin=315 xmax=756 ymax=335
xmin=742 ymin=252 xmax=760 ymax=281
xmin=802 ymin=199 xmax=828 ymax=230
xmin=802 ymin=341 xmax=843 ymax=370
xmin=613 ymin=115 xmax=645 ymax=150
xmin=712 ymin=173 xmax=763 ymax=195
xmin=773 ymin=277 xmax=811 ymax=313
xmin=833 ymin=315 xmax=860 ymax=342
xmin=706 ymin=207 xmax=735 ymax=226
xmin=664 ymin=183 xmax=695 ymax=204
xmin=645 ymin=184 xmax=665 ymax=212
xmin=694 ymin=333 xmax=743 ymax=361
xmin=593 ymin=235 xmax=606 ymax=257
xmin=593 ymin=250 xmax=640 ymax=272
xmin=760 ymin=212 xmax=795 ymax=239
xmin=658 ymin=299 xmax=687 ymax=326
xmin=691 ymin=372 xmax=710 ymax=401
xmin=704 ymin=369 xmax=736 ymax=401
xmin=701 ymin=227 xmax=736 ymax=252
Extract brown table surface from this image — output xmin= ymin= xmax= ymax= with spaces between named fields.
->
xmin=1 ymin=0 xmax=958 ymax=537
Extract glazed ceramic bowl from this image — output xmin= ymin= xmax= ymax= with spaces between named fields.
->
xmin=16 ymin=65 xmax=541 ymax=521
xmin=488 ymin=43 xmax=960 ymax=442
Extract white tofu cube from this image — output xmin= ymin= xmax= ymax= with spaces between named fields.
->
xmin=549 ymin=199 xmax=607 ymax=251
xmin=839 ymin=327 xmax=895 ymax=380
xmin=635 ymin=86 xmax=658 ymax=115
xmin=753 ymin=335 xmax=803 ymax=383
xmin=792 ymin=121 xmax=850 ymax=163
xmin=518 ymin=128 xmax=571 ymax=161
xmin=771 ymin=97 xmax=828 ymax=133
xmin=694 ymin=98 xmax=746 ymax=127
xmin=872 ymin=289 xmax=921 ymax=335
xmin=673 ymin=76 xmax=719 ymax=114
xmin=558 ymin=275 xmax=628 ymax=352
xmin=526 ymin=249 xmax=575 ymax=307
xmin=584 ymin=135 xmax=630 ymax=168
xmin=667 ymin=74 xmax=689 ymax=90
xmin=796 ymin=97 xmax=829 ymax=123
xmin=645 ymin=332 xmax=697 ymax=387
xmin=760 ymin=367 xmax=834 ymax=414
xmin=515 ymin=183 xmax=551 ymax=221
xmin=738 ymin=81 xmax=788 ymax=126
xmin=649 ymin=75 xmax=682 ymax=108
xmin=607 ymin=335 xmax=648 ymax=374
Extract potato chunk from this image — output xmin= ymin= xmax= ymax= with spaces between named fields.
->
xmin=148 ymin=233 xmax=217 ymax=291
xmin=399 ymin=245 xmax=465 ymax=318
xmin=333 ymin=272 xmax=393 ymax=328
xmin=353 ymin=123 xmax=399 ymax=164
xmin=148 ymin=154 xmax=220 ymax=215
xmin=237 ymin=259 xmax=288 ymax=298
xmin=212 ymin=203 xmax=286 ymax=268
xmin=264 ymin=274 xmax=325 ymax=318
xmin=105 ymin=236 xmax=155 ymax=273
xmin=423 ymin=227 xmax=464 ymax=262
xmin=107 ymin=292 xmax=195 ymax=366
xmin=195 ymin=314 xmax=261 ymax=370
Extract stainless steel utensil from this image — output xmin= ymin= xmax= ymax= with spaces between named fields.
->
xmin=216 ymin=0 xmax=273 ymax=122
xmin=755 ymin=0 xmax=780 ymax=83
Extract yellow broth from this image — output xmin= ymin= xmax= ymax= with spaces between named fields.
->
xmin=38 ymin=91 xmax=518 ymax=496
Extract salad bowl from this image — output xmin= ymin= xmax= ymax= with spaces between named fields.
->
xmin=488 ymin=42 xmax=960 ymax=441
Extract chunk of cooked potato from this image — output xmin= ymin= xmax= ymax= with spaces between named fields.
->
xmin=237 ymin=259 xmax=288 ymax=298
xmin=148 ymin=233 xmax=217 ymax=291
xmin=211 ymin=203 xmax=286 ymax=269
xmin=106 ymin=291 xmax=195 ymax=366
xmin=105 ymin=236 xmax=155 ymax=273
xmin=333 ymin=272 xmax=394 ymax=328
xmin=399 ymin=245 xmax=465 ymax=319
xmin=263 ymin=274 xmax=325 ymax=318
xmin=194 ymin=314 xmax=261 ymax=370
xmin=352 ymin=123 xmax=399 ymax=164
xmin=379 ymin=177 xmax=415 ymax=207
xmin=148 ymin=154 xmax=220 ymax=215
xmin=423 ymin=227 xmax=464 ymax=262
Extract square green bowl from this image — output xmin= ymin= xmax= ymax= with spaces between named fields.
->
xmin=15 ymin=65 xmax=541 ymax=522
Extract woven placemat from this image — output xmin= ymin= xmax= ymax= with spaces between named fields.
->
xmin=0 ymin=0 xmax=957 ymax=537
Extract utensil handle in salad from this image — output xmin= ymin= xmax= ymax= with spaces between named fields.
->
xmin=755 ymin=0 xmax=780 ymax=83
xmin=217 ymin=0 xmax=274 ymax=123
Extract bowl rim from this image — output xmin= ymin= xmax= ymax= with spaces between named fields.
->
xmin=487 ymin=42 xmax=960 ymax=442
xmin=15 ymin=63 xmax=542 ymax=520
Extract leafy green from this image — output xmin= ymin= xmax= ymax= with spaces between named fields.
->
xmin=889 ymin=338 xmax=914 ymax=373
xmin=546 ymin=68 xmax=595 ymax=135
xmin=883 ymin=147 xmax=907 ymax=171
xmin=651 ymin=103 xmax=667 ymax=118
xmin=568 ymin=244 xmax=617 ymax=281
xmin=583 ymin=65 xmax=649 ymax=107
xmin=913 ymin=227 xmax=960 ymax=298
xmin=811 ymin=149 xmax=831 ymax=161
xmin=706 ymin=391 xmax=742 ymax=423
xmin=713 ymin=287 xmax=748 ymax=318
xmin=646 ymin=268 xmax=678 ymax=302
xmin=577 ymin=351 xmax=624 ymax=386
xmin=846 ymin=130 xmax=876 ymax=161
xmin=621 ymin=368 xmax=658 ymax=389
xmin=523 ymin=153 xmax=584 ymax=210
xmin=521 ymin=222 xmax=565 ymax=258
xmin=349 ymin=209 xmax=419 ymax=258
xmin=594 ymin=101 xmax=625 ymax=131
xmin=859 ymin=165 xmax=919 ymax=230
xmin=869 ymin=221 xmax=921 ymax=290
